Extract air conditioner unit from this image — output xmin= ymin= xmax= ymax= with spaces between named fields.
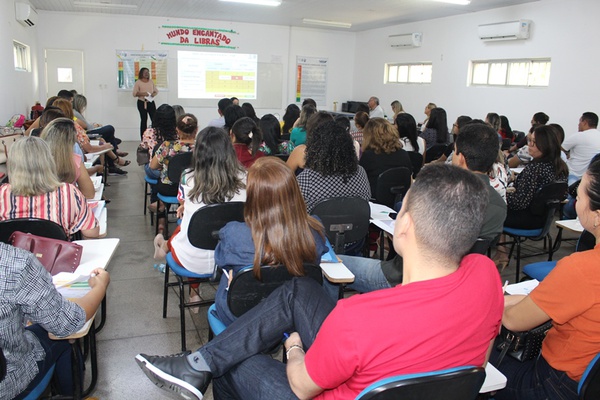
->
xmin=15 ymin=3 xmax=38 ymax=27
xmin=478 ymin=20 xmax=531 ymax=41
xmin=388 ymin=33 xmax=422 ymax=48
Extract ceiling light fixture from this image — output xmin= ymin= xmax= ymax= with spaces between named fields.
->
xmin=433 ymin=0 xmax=471 ymax=5
xmin=73 ymin=1 xmax=138 ymax=10
xmin=302 ymin=18 xmax=352 ymax=29
xmin=219 ymin=0 xmax=282 ymax=6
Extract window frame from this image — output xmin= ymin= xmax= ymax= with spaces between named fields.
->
xmin=469 ymin=58 xmax=551 ymax=88
xmin=13 ymin=40 xmax=31 ymax=72
xmin=385 ymin=62 xmax=433 ymax=84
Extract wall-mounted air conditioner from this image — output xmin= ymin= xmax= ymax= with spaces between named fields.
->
xmin=388 ymin=33 xmax=422 ymax=48
xmin=478 ymin=20 xmax=531 ymax=41
xmin=15 ymin=3 xmax=38 ymax=27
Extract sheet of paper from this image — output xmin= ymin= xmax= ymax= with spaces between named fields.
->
xmin=369 ymin=202 xmax=396 ymax=220
xmin=505 ymin=279 xmax=539 ymax=295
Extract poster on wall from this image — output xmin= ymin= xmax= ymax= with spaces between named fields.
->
xmin=295 ymin=56 xmax=328 ymax=105
xmin=117 ymin=50 xmax=169 ymax=91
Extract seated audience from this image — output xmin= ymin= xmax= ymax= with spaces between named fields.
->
xmin=491 ymin=157 xmax=600 ymax=399
xmin=258 ymin=114 xmax=292 ymax=155
xmin=286 ymin=111 xmax=334 ymax=174
xmin=500 ymin=115 xmax=515 ymax=141
xmin=436 ymin=115 xmax=472 ymax=164
xmin=207 ymin=98 xmax=233 ymax=128
xmin=213 ymin=157 xmax=327 ymax=326
xmin=511 ymin=111 xmax=549 ymax=152
xmin=390 ymin=100 xmax=404 ymax=121
xmin=419 ymin=107 xmax=449 ymax=150
xmin=334 ymin=115 xmax=360 ymax=157
xmin=359 ymin=117 xmax=412 ymax=194
xmin=396 ymin=113 xmax=426 ymax=155
xmin=486 ymin=112 xmax=501 ymax=134
xmin=153 ymin=127 xmax=247 ymax=306
xmin=72 ymin=94 xmax=125 ymax=156
xmin=136 ymin=163 xmax=503 ymax=400
xmin=0 ymin=136 xmax=99 ymax=238
xmin=0 ymin=243 xmax=109 ymax=399
xmin=230 ymin=117 xmax=265 ymax=168
xmin=367 ymin=96 xmax=385 ymax=118
xmin=290 ymin=104 xmax=317 ymax=146
xmin=40 ymin=118 xmax=95 ymax=199
xmin=350 ymin=111 xmax=369 ymax=145
xmin=420 ymin=102 xmax=436 ymax=131
xmin=297 ymin=120 xmax=371 ymax=213
xmin=280 ymin=103 xmax=300 ymax=140
xmin=241 ymin=102 xmax=260 ymax=124
xmin=223 ymin=104 xmax=246 ymax=132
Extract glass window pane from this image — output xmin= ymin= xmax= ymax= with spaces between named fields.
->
xmin=388 ymin=65 xmax=398 ymax=83
xmin=472 ymin=63 xmax=489 ymax=84
xmin=488 ymin=63 xmax=507 ymax=85
xmin=421 ymin=64 xmax=432 ymax=83
xmin=508 ymin=62 xmax=529 ymax=85
xmin=529 ymin=61 xmax=551 ymax=86
xmin=398 ymin=65 xmax=409 ymax=82
xmin=408 ymin=65 xmax=425 ymax=83
xmin=58 ymin=68 xmax=73 ymax=83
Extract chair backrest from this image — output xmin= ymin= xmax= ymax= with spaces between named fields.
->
xmin=0 ymin=218 xmax=68 ymax=244
xmin=166 ymin=151 xmax=193 ymax=185
xmin=529 ymin=181 xmax=568 ymax=217
xmin=311 ymin=197 xmax=370 ymax=254
xmin=0 ymin=348 xmax=5 ymax=383
xmin=187 ymin=202 xmax=245 ymax=250
xmin=407 ymin=151 xmax=423 ymax=178
xmin=579 ymin=353 xmax=600 ymax=399
xmin=356 ymin=366 xmax=485 ymax=400
xmin=469 ymin=238 xmax=492 ymax=255
xmin=577 ymin=230 xmax=596 ymax=252
xmin=424 ymin=144 xmax=447 ymax=163
xmin=375 ymin=167 xmax=412 ymax=209
xmin=228 ymin=263 xmax=322 ymax=317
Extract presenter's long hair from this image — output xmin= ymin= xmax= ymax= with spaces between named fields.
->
xmin=244 ymin=157 xmax=324 ymax=279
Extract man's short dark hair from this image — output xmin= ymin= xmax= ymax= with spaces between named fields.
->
xmin=581 ymin=112 xmax=599 ymax=129
xmin=455 ymin=123 xmax=499 ymax=174
xmin=218 ymin=98 xmax=234 ymax=113
xmin=56 ymin=90 xmax=74 ymax=100
xmin=533 ymin=112 xmax=549 ymax=125
xmin=404 ymin=164 xmax=487 ymax=264
xmin=224 ymin=105 xmax=246 ymax=131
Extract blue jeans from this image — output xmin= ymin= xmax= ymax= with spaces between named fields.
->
xmin=322 ymin=255 xmax=391 ymax=300
xmin=490 ymin=347 xmax=578 ymax=400
xmin=197 ymin=278 xmax=336 ymax=399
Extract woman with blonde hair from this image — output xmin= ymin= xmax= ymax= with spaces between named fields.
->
xmin=0 ymin=136 xmax=99 ymax=239
xmin=40 ymin=118 xmax=95 ymax=199
xmin=213 ymin=157 xmax=328 ymax=326
xmin=360 ymin=117 xmax=412 ymax=194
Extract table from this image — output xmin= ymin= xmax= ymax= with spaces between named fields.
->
xmin=553 ymin=218 xmax=584 ymax=252
xmin=481 ymin=363 xmax=507 ymax=393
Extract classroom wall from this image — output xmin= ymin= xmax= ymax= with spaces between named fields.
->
xmin=30 ymin=12 xmax=355 ymax=140
xmin=353 ymin=0 xmax=600 ymax=134
xmin=0 ymin=1 xmax=40 ymax=123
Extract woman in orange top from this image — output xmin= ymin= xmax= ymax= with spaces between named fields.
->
xmin=492 ymin=157 xmax=600 ymax=399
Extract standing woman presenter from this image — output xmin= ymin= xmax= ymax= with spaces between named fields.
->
xmin=133 ymin=67 xmax=158 ymax=139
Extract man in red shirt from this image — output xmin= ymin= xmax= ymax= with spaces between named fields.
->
xmin=136 ymin=163 xmax=504 ymax=400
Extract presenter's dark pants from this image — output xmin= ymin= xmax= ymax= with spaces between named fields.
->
xmin=137 ymin=99 xmax=156 ymax=139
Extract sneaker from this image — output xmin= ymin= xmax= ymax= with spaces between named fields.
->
xmin=136 ymin=352 xmax=211 ymax=400
xmin=108 ymin=167 xmax=128 ymax=176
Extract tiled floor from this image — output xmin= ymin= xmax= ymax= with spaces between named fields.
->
xmin=89 ymin=141 xmax=578 ymax=399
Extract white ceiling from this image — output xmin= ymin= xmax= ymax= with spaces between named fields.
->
xmin=28 ymin=0 xmax=538 ymax=32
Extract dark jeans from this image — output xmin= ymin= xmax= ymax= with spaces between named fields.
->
xmin=137 ymin=100 xmax=156 ymax=139
xmin=88 ymin=125 xmax=119 ymax=150
xmin=490 ymin=345 xmax=578 ymax=400
xmin=14 ymin=324 xmax=81 ymax=399
xmin=198 ymin=277 xmax=336 ymax=400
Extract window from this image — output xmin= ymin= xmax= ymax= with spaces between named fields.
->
xmin=469 ymin=58 xmax=551 ymax=87
xmin=385 ymin=63 xmax=432 ymax=84
xmin=13 ymin=40 xmax=30 ymax=72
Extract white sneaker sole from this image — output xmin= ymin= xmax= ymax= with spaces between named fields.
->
xmin=135 ymin=354 xmax=204 ymax=400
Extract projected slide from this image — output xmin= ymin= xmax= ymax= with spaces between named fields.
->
xmin=178 ymin=51 xmax=257 ymax=99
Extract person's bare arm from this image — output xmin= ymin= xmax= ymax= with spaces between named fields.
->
xmin=25 ymin=117 xmax=40 ymax=135
xmin=150 ymin=155 xmax=161 ymax=170
xmin=71 ymin=268 xmax=109 ymax=320
xmin=503 ymin=295 xmax=550 ymax=331
xmin=76 ymin=162 xmax=95 ymax=199
xmin=286 ymin=145 xmax=306 ymax=173
xmin=81 ymin=225 xmax=100 ymax=239
xmin=285 ymin=333 xmax=324 ymax=399
xmin=508 ymin=155 xmax=521 ymax=168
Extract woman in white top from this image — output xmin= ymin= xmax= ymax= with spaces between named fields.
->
xmin=133 ymin=67 xmax=159 ymax=139
xmin=395 ymin=113 xmax=425 ymax=155
xmin=153 ymin=126 xmax=247 ymax=276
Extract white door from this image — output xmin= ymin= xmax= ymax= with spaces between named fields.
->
xmin=45 ymin=49 xmax=84 ymax=98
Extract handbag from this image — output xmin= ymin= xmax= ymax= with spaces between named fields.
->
xmin=137 ymin=144 xmax=150 ymax=165
xmin=9 ymin=231 xmax=83 ymax=275
xmin=496 ymin=320 xmax=553 ymax=365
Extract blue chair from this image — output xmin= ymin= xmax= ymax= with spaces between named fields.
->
xmin=163 ymin=201 xmax=245 ymax=351
xmin=501 ymin=182 xmax=567 ymax=282
xmin=523 ymin=230 xmax=595 ymax=281
xmin=207 ymin=263 xmax=323 ymax=339
xmin=22 ymin=364 xmax=56 ymax=400
xmin=579 ymin=353 xmax=600 ymax=399
xmin=155 ymin=152 xmax=193 ymax=237
xmin=355 ymin=366 xmax=485 ymax=400
xmin=144 ymin=175 xmax=158 ymax=225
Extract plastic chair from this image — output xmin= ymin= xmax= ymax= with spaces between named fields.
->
xmin=208 ymin=263 xmax=323 ymax=339
xmin=579 ymin=353 xmax=600 ymax=399
xmin=311 ymin=197 xmax=370 ymax=255
xmin=155 ymin=152 xmax=193 ymax=237
xmin=355 ymin=366 xmax=485 ymax=400
xmin=501 ymin=181 xmax=567 ymax=281
xmin=374 ymin=167 xmax=411 ymax=260
xmin=144 ymin=175 xmax=158 ymax=225
xmin=523 ymin=230 xmax=595 ymax=281
xmin=21 ymin=364 xmax=56 ymax=400
xmin=163 ymin=201 xmax=245 ymax=351
xmin=0 ymin=218 xmax=68 ymax=243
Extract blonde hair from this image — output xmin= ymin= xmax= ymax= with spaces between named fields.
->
xmin=7 ymin=136 xmax=61 ymax=196
xmin=362 ymin=117 xmax=402 ymax=154
xmin=40 ymin=118 xmax=78 ymax=184
xmin=53 ymin=98 xmax=75 ymax=120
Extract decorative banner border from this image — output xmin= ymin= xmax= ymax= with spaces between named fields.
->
xmin=159 ymin=25 xmax=238 ymax=49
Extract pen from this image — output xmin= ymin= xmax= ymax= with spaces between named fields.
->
xmin=283 ymin=332 xmax=290 ymax=341
xmin=503 ymin=280 xmax=509 ymax=293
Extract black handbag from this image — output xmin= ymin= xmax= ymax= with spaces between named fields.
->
xmin=136 ymin=145 xmax=150 ymax=165
xmin=496 ymin=321 xmax=553 ymax=365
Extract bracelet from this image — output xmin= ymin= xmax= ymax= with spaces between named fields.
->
xmin=286 ymin=344 xmax=305 ymax=359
